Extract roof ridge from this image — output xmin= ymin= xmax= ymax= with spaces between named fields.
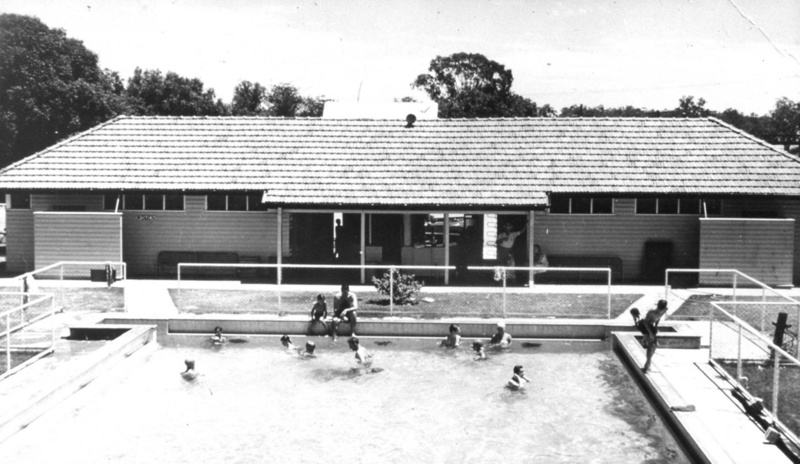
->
xmin=707 ymin=116 xmax=800 ymax=163
xmin=0 ymin=114 xmax=127 ymax=177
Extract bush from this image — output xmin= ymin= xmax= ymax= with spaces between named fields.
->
xmin=372 ymin=270 xmax=424 ymax=305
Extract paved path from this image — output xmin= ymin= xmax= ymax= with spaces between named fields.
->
xmin=123 ymin=280 xmax=177 ymax=316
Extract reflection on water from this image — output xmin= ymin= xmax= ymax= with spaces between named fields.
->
xmin=0 ymin=338 xmax=688 ymax=464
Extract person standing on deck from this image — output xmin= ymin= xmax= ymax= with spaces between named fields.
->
xmin=638 ymin=299 xmax=669 ymax=373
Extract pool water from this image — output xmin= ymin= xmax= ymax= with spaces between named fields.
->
xmin=0 ymin=337 xmax=687 ymax=463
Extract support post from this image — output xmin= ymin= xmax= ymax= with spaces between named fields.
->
xmin=528 ymin=210 xmax=534 ymax=287
xmin=360 ymin=212 xmax=366 ymax=284
xmin=277 ymin=207 xmax=283 ymax=311
xmin=444 ymin=213 xmax=450 ymax=285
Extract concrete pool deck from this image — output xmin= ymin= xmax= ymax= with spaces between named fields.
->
xmin=2 ymin=279 xmax=800 ymax=462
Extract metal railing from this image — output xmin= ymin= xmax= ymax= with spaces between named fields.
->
xmin=468 ymin=265 xmax=612 ymax=318
xmin=707 ymin=300 xmax=800 ymax=441
xmin=665 ymin=268 xmax=800 ymax=338
xmin=0 ymin=292 xmax=57 ymax=381
xmin=10 ymin=261 xmax=127 ymax=312
xmin=175 ymin=262 xmax=615 ymax=318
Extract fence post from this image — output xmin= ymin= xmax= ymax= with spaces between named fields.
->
xmin=761 ymin=287 xmax=767 ymax=333
xmin=502 ymin=268 xmax=507 ymax=319
xmin=59 ymin=264 xmax=65 ymax=309
xmin=772 ymin=351 xmax=781 ymax=419
xmin=737 ymin=323 xmax=743 ymax=383
xmin=390 ymin=266 xmax=395 ymax=317
xmin=5 ymin=313 xmax=10 ymax=373
xmin=51 ymin=295 xmax=56 ymax=347
xmin=732 ymin=273 xmax=738 ymax=302
xmin=708 ymin=304 xmax=715 ymax=361
xmin=607 ymin=269 xmax=611 ymax=319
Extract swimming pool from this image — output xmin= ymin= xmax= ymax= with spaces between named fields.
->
xmin=0 ymin=337 xmax=687 ymax=463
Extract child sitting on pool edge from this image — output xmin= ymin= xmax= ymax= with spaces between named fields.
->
xmin=507 ymin=365 xmax=530 ymax=390
xmin=472 ymin=341 xmax=487 ymax=360
xmin=440 ymin=324 xmax=462 ymax=348
xmin=307 ymin=294 xmax=329 ymax=336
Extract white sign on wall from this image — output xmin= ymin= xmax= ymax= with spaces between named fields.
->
xmin=483 ymin=213 xmax=497 ymax=260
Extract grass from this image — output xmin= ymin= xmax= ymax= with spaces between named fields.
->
xmin=717 ymin=361 xmax=800 ymax=439
xmin=672 ymin=293 xmax=800 ymax=336
xmin=170 ymin=289 xmax=643 ymax=319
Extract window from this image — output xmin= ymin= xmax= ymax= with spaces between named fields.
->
xmin=206 ymin=194 xmax=267 ymax=211
xmin=636 ymin=197 xmax=717 ymax=215
xmin=549 ymin=196 xmax=613 ymax=214
xmin=9 ymin=193 xmax=30 ymax=209
xmin=105 ymin=194 xmax=184 ymax=211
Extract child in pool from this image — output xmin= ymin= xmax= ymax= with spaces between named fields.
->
xmin=473 ymin=341 xmax=487 ymax=360
xmin=348 ymin=336 xmax=372 ymax=365
xmin=280 ymin=334 xmax=297 ymax=352
xmin=488 ymin=322 xmax=512 ymax=349
xmin=507 ymin=365 xmax=530 ymax=390
xmin=307 ymin=294 xmax=329 ymax=336
xmin=299 ymin=341 xmax=317 ymax=358
xmin=210 ymin=326 xmax=226 ymax=345
xmin=440 ymin=324 xmax=462 ymax=348
xmin=181 ymin=359 xmax=198 ymax=381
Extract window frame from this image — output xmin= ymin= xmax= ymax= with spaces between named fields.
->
xmin=635 ymin=197 xmax=719 ymax=215
xmin=206 ymin=193 xmax=268 ymax=212
xmin=104 ymin=193 xmax=185 ymax=211
xmin=549 ymin=196 xmax=614 ymax=215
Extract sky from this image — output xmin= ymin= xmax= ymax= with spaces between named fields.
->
xmin=2 ymin=0 xmax=799 ymax=115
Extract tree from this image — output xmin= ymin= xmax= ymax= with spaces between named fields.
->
xmin=231 ymin=81 xmax=268 ymax=115
xmin=126 ymin=68 xmax=227 ymax=116
xmin=0 ymin=14 xmax=130 ymax=166
xmin=412 ymin=52 xmax=540 ymax=118
xmin=677 ymin=96 xmax=708 ymax=118
xmin=770 ymin=98 xmax=800 ymax=152
xmin=265 ymin=83 xmax=324 ymax=117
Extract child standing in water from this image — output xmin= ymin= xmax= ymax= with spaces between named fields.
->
xmin=299 ymin=341 xmax=317 ymax=358
xmin=181 ymin=359 xmax=198 ymax=381
xmin=210 ymin=326 xmax=226 ymax=345
xmin=347 ymin=336 xmax=372 ymax=366
xmin=507 ymin=365 xmax=530 ymax=390
xmin=307 ymin=294 xmax=329 ymax=336
xmin=280 ymin=334 xmax=297 ymax=352
xmin=440 ymin=324 xmax=462 ymax=348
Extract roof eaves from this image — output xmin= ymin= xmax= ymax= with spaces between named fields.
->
xmin=707 ymin=116 xmax=800 ymax=163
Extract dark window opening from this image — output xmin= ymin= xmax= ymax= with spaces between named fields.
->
xmin=10 ymin=194 xmax=30 ymax=209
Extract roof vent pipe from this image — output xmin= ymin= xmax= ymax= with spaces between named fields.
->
xmin=405 ymin=114 xmax=416 ymax=128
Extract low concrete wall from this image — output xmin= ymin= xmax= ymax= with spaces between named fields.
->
xmin=101 ymin=316 xmax=701 ymax=346
xmin=613 ymin=332 xmax=709 ymax=464
xmin=0 ymin=325 xmax=155 ymax=444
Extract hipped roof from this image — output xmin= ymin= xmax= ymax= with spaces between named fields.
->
xmin=1 ymin=115 xmax=799 ymax=207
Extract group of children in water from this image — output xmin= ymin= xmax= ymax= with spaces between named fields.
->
xmin=182 ymin=301 xmax=530 ymax=390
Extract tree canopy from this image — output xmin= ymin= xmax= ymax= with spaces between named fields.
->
xmin=126 ymin=68 xmax=227 ymax=116
xmin=0 ymin=14 xmax=129 ymax=165
xmin=412 ymin=53 xmax=541 ymax=118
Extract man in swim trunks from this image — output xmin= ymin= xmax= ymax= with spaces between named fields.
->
xmin=331 ymin=284 xmax=358 ymax=339
xmin=638 ymin=299 xmax=669 ymax=373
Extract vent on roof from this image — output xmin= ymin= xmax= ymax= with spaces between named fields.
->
xmin=406 ymin=114 xmax=416 ymax=128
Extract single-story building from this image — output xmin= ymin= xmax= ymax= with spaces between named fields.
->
xmin=1 ymin=113 xmax=800 ymax=286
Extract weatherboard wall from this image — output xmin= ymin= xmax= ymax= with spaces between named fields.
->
xmin=33 ymin=212 xmax=122 ymax=276
xmin=120 ymin=196 xmax=289 ymax=276
xmin=6 ymin=209 xmax=34 ymax=274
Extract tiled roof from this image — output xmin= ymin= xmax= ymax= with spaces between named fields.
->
xmin=1 ymin=116 xmax=799 ymax=206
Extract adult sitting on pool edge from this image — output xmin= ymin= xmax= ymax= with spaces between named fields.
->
xmin=488 ymin=322 xmax=512 ymax=349
xmin=331 ymin=284 xmax=358 ymax=339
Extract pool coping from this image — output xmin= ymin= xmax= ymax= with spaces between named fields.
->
xmin=613 ymin=331 xmax=796 ymax=464
xmin=0 ymin=324 xmax=156 ymax=445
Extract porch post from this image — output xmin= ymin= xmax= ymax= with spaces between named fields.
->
xmin=444 ymin=213 xmax=450 ymax=285
xmin=528 ymin=210 xmax=535 ymax=287
xmin=360 ymin=212 xmax=366 ymax=284
xmin=277 ymin=207 xmax=283 ymax=284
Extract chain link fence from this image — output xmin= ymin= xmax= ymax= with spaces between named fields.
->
xmin=708 ymin=302 xmax=800 ymax=443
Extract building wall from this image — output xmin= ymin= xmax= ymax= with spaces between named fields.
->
xmin=6 ymin=209 xmax=34 ymax=274
xmin=9 ymin=194 xmax=290 ymax=276
xmin=34 ymin=212 xmax=122 ymax=277
xmin=532 ymin=199 xmax=699 ymax=282
xmin=699 ymin=218 xmax=794 ymax=286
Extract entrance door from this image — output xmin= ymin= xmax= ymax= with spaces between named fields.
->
xmin=369 ymin=214 xmax=403 ymax=264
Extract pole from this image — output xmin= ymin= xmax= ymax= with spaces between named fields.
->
xmin=390 ymin=266 xmax=395 ymax=317
xmin=502 ymin=268 xmax=507 ymax=318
